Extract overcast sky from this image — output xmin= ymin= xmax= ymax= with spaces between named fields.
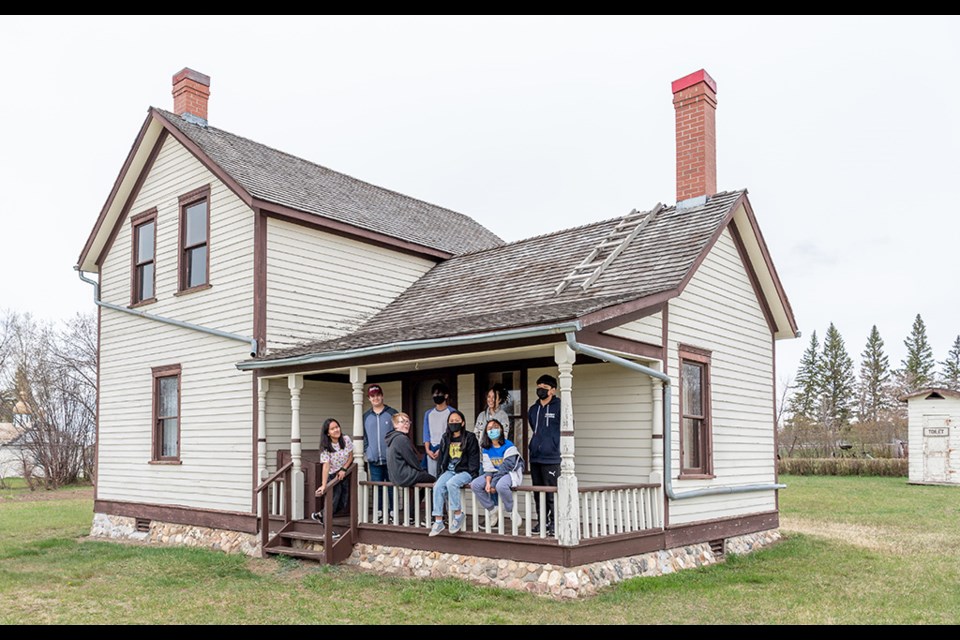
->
xmin=1 ymin=15 xmax=958 ymax=388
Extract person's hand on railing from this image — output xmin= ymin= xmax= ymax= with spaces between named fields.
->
xmin=315 ymin=485 xmax=326 ymax=497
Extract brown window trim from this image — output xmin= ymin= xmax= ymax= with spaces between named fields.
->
xmin=130 ymin=208 xmax=157 ymax=306
xmin=152 ymin=364 xmax=182 ymax=463
xmin=173 ymin=282 xmax=213 ymax=297
xmin=177 ymin=184 xmax=211 ymax=293
xmin=678 ymin=344 xmax=713 ymax=479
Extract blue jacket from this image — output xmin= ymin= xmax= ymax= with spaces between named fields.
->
xmin=363 ymin=406 xmax=397 ymax=465
xmin=528 ymin=396 xmax=561 ymax=464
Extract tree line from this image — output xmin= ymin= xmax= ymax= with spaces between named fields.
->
xmin=783 ymin=313 xmax=960 ymax=458
xmin=0 ymin=311 xmax=96 ymax=488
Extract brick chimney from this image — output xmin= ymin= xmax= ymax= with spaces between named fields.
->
xmin=672 ymin=69 xmax=717 ymax=204
xmin=172 ymin=68 xmax=211 ymax=123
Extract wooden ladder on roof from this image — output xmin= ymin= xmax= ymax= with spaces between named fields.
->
xmin=555 ymin=203 xmax=664 ymax=295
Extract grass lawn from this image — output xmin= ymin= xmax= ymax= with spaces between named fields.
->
xmin=1 ymin=475 xmax=957 ymax=624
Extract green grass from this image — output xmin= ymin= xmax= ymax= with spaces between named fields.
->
xmin=0 ymin=475 xmax=957 ymax=623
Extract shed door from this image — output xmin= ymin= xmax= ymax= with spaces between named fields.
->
xmin=922 ymin=415 xmax=950 ymax=483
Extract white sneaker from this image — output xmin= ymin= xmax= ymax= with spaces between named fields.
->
xmin=486 ymin=509 xmax=499 ymax=529
xmin=511 ymin=512 xmax=523 ymax=531
xmin=429 ymin=520 xmax=446 ymax=537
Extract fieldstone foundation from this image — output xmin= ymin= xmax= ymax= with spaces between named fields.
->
xmin=345 ymin=529 xmax=781 ymax=598
xmin=90 ymin=513 xmax=261 ymax=556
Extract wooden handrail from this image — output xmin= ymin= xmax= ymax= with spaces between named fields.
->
xmin=256 ymin=461 xmax=293 ymax=494
xmin=315 ymin=463 xmax=357 ymax=496
xmin=578 ymin=483 xmax=661 ymax=492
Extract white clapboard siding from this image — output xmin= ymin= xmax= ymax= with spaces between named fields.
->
xmin=97 ymin=135 xmax=255 ymax=512
xmin=906 ymin=396 xmax=960 ymax=484
xmin=665 ymin=228 xmax=776 ymax=524
xmin=263 ymin=379 xmax=355 ymax=473
xmin=525 ymin=364 xmax=654 ymax=485
xmin=603 ymin=312 xmax=662 ymax=346
xmin=265 ymin=219 xmax=436 ymax=349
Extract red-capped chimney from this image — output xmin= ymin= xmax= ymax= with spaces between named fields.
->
xmin=672 ymin=69 xmax=717 ymax=203
xmin=172 ymin=68 xmax=211 ymax=122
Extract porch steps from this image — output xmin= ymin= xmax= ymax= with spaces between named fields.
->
xmin=263 ymin=545 xmax=327 ymax=561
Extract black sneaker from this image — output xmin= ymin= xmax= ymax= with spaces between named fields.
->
xmin=310 ymin=512 xmax=323 ymax=523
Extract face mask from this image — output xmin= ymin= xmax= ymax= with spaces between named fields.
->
xmin=433 ymin=395 xmax=446 ymax=405
xmin=447 ymin=422 xmax=462 ymax=434
xmin=536 ymin=388 xmax=550 ymax=400
xmin=487 ymin=429 xmax=501 ymax=441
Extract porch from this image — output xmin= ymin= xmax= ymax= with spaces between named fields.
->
xmin=251 ymin=338 xmax=670 ymax=565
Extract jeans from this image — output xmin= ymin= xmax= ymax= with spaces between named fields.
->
xmin=470 ymin=474 xmax=515 ymax=513
xmin=368 ymin=462 xmax=392 ymax=513
xmin=432 ymin=470 xmax=473 ymax=517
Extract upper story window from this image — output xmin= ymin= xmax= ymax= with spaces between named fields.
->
xmin=679 ymin=345 xmax=713 ymax=478
xmin=178 ymin=185 xmax=211 ymax=293
xmin=131 ymin=209 xmax=157 ymax=305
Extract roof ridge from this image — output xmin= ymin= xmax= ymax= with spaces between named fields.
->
xmin=152 ymin=108 xmax=503 ymax=243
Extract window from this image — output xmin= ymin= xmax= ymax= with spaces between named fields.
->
xmin=130 ymin=209 xmax=156 ymax=305
xmin=679 ymin=345 xmax=712 ymax=477
xmin=152 ymin=365 xmax=181 ymax=462
xmin=178 ymin=185 xmax=210 ymax=292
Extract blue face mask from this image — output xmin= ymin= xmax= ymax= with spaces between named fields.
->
xmin=487 ymin=429 xmax=501 ymax=441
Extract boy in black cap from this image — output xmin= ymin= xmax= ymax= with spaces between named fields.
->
xmin=528 ymin=374 xmax=560 ymax=535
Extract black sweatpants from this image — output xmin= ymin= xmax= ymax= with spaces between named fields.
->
xmin=530 ymin=462 xmax=560 ymax=526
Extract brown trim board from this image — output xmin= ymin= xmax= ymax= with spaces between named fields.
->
xmin=576 ymin=330 xmax=662 ymax=361
xmin=95 ymin=500 xmax=258 ymax=534
xmin=664 ymin=511 xmax=778 ymax=548
xmin=728 ymin=220 xmax=777 ymax=335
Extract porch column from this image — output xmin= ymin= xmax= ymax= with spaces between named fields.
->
xmin=350 ymin=367 xmax=367 ymax=481
xmin=555 ymin=343 xmax=580 ymax=547
xmin=650 ymin=376 xmax=664 ymax=485
xmin=257 ymin=378 xmax=270 ymax=482
xmin=288 ymin=374 xmax=304 ymax=520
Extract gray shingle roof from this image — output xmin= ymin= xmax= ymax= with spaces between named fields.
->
xmin=154 ymin=109 xmax=503 ymax=256
xmin=258 ymin=190 xmax=745 ymax=361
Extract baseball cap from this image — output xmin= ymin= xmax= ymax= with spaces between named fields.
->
xmin=367 ymin=384 xmax=383 ymax=396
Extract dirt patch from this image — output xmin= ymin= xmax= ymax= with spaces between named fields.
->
xmin=1 ymin=486 xmax=94 ymax=503
xmin=781 ymin=516 xmax=953 ymax=554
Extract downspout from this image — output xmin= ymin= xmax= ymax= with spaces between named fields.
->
xmin=77 ymin=268 xmax=258 ymax=357
xmin=564 ymin=333 xmax=785 ymax=500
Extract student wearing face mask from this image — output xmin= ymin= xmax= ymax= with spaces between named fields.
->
xmin=428 ymin=410 xmax=480 ymax=536
xmin=470 ymin=419 xmax=524 ymax=530
xmin=528 ymin=374 xmax=560 ymax=536
xmin=423 ymin=382 xmax=456 ymax=478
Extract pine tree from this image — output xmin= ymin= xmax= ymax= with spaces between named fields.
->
xmin=942 ymin=335 xmax=960 ymax=391
xmin=788 ymin=331 xmax=821 ymax=421
xmin=901 ymin=313 xmax=935 ymax=390
xmin=857 ymin=325 xmax=890 ymax=423
xmin=819 ymin=323 xmax=856 ymax=433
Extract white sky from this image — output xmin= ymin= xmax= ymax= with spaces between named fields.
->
xmin=1 ymin=15 xmax=958 ymax=388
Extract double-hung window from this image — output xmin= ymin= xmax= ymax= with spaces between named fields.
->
xmin=178 ymin=186 xmax=210 ymax=292
xmin=131 ymin=209 xmax=157 ymax=305
xmin=152 ymin=365 xmax=181 ymax=462
xmin=679 ymin=345 xmax=713 ymax=477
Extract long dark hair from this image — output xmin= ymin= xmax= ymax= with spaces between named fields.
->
xmin=320 ymin=418 xmax=345 ymax=452
xmin=446 ymin=410 xmax=467 ymax=438
xmin=480 ymin=418 xmax=505 ymax=450
xmin=488 ymin=383 xmax=509 ymax=409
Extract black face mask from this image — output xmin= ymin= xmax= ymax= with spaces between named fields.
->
xmin=536 ymin=388 xmax=550 ymax=400
xmin=447 ymin=422 xmax=463 ymax=434
xmin=433 ymin=395 xmax=446 ymax=405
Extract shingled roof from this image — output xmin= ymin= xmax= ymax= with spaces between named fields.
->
xmin=254 ymin=189 xmax=746 ymax=362
xmin=154 ymin=109 xmax=503 ymax=256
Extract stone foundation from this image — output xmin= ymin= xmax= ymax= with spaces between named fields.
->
xmin=345 ymin=529 xmax=781 ymax=598
xmin=90 ymin=513 xmax=261 ymax=556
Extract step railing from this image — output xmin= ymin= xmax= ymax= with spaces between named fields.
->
xmin=256 ymin=461 xmax=292 ymax=550
xmin=315 ymin=463 xmax=358 ymax=564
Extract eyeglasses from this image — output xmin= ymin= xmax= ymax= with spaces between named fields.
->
xmin=396 ymin=418 xmax=411 ymax=424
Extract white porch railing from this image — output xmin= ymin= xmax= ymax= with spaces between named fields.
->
xmin=358 ymin=481 xmax=662 ymax=541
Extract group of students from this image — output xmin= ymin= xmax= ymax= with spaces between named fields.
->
xmin=311 ymin=375 xmax=561 ymax=537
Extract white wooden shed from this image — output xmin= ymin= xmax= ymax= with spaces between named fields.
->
xmin=901 ymin=389 xmax=960 ymax=486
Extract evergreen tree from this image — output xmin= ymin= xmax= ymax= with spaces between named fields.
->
xmin=901 ymin=313 xmax=935 ymax=390
xmin=942 ymin=335 xmax=960 ymax=391
xmin=819 ymin=323 xmax=856 ymax=432
xmin=857 ymin=325 xmax=890 ymax=423
xmin=788 ymin=331 xmax=821 ymax=421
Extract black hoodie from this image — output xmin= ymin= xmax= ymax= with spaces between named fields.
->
xmin=385 ymin=429 xmax=425 ymax=488
xmin=435 ymin=429 xmax=480 ymax=479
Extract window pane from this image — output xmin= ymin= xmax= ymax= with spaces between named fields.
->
xmin=137 ymin=221 xmax=154 ymax=260
xmin=683 ymin=417 xmax=701 ymax=469
xmin=187 ymin=245 xmax=207 ymax=288
xmin=185 ymin=201 xmax=207 ymax=246
xmin=139 ymin=263 xmax=154 ymax=300
xmin=162 ymin=418 xmax=179 ymax=457
xmin=682 ymin=362 xmax=702 ymax=416
xmin=159 ymin=376 xmax=178 ymax=417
